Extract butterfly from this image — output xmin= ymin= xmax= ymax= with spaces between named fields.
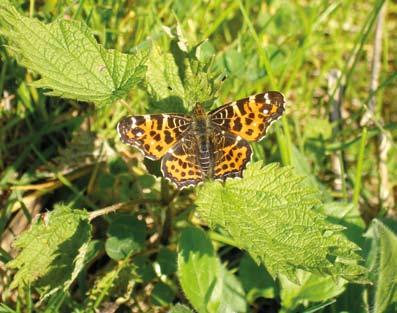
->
xmin=117 ymin=91 xmax=285 ymax=189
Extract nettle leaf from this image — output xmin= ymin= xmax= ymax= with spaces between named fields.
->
xmin=7 ymin=204 xmax=91 ymax=299
xmin=196 ymin=162 xmax=367 ymax=282
xmin=178 ymin=227 xmax=246 ymax=313
xmin=0 ymin=3 xmax=147 ymax=106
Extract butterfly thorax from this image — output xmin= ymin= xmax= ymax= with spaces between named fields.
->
xmin=191 ymin=104 xmax=213 ymax=177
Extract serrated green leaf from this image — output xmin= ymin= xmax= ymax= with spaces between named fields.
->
xmin=196 ymin=162 xmax=367 ymax=282
xmin=177 ymin=227 xmax=246 ymax=313
xmin=7 ymin=204 xmax=91 ymax=296
xmin=168 ymin=304 xmax=194 ymax=313
xmin=366 ymin=219 xmax=397 ymax=313
xmin=0 ymin=3 xmax=147 ymax=106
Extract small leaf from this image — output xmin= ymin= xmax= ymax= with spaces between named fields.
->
xmin=105 ymin=214 xmax=146 ymax=260
xmin=177 ymin=227 xmax=246 ymax=313
xmin=196 ymin=162 xmax=367 ymax=282
xmin=208 ymin=265 xmax=246 ymax=313
xmin=134 ymin=255 xmax=156 ymax=283
xmin=151 ymin=282 xmax=176 ymax=306
xmin=0 ymin=3 xmax=147 ymax=106
xmin=178 ymin=227 xmax=218 ymax=313
xmin=279 ymin=270 xmax=346 ymax=310
xmin=7 ymin=204 xmax=91 ymax=297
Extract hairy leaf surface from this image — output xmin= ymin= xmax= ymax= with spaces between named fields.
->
xmin=196 ymin=162 xmax=367 ymax=282
xmin=7 ymin=204 xmax=91 ymax=298
xmin=0 ymin=3 xmax=147 ymax=106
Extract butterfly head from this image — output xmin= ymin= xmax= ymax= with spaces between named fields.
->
xmin=192 ymin=103 xmax=206 ymax=118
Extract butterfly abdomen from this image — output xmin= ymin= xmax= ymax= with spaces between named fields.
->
xmin=192 ymin=107 xmax=213 ymax=177
xmin=198 ymin=137 xmax=212 ymax=176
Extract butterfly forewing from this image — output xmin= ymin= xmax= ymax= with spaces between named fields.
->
xmin=209 ymin=91 xmax=285 ymax=142
xmin=161 ymin=132 xmax=204 ymax=189
xmin=211 ymin=129 xmax=252 ymax=181
xmin=117 ymin=114 xmax=192 ymax=160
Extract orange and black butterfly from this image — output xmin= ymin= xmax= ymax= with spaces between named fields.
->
xmin=117 ymin=91 xmax=285 ymax=189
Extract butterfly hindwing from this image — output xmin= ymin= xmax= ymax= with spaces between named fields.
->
xmin=211 ymin=128 xmax=252 ymax=181
xmin=117 ymin=114 xmax=192 ymax=160
xmin=209 ymin=91 xmax=285 ymax=142
xmin=161 ymin=132 xmax=204 ymax=189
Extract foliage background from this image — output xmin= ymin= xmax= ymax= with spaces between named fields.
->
xmin=0 ymin=0 xmax=396 ymax=312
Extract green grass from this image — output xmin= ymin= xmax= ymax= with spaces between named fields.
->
xmin=0 ymin=0 xmax=397 ymax=312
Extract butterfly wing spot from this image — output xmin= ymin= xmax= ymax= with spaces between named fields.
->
xmin=210 ymin=91 xmax=285 ymax=142
xmin=117 ymin=114 xmax=192 ymax=160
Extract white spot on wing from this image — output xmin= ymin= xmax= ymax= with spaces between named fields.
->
xmin=144 ymin=115 xmax=150 ymax=120
xmin=263 ymin=109 xmax=269 ymax=114
xmin=136 ymin=131 xmax=143 ymax=136
xmin=130 ymin=117 xmax=136 ymax=126
xmin=264 ymin=93 xmax=271 ymax=104
xmin=236 ymin=136 xmax=242 ymax=141
xmin=249 ymin=95 xmax=255 ymax=101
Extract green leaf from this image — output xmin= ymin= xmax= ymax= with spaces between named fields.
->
xmin=178 ymin=227 xmax=218 ymax=313
xmin=105 ymin=213 xmax=146 ymax=260
xmin=151 ymin=282 xmax=176 ymax=306
xmin=366 ymin=219 xmax=397 ymax=313
xmin=177 ymin=227 xmax=246 ymax=313
xmin=0 ymin=3 xmax=147 ymax=106
xmin=157 ymin=247 xmax=177 ymax=275
xmin=196 ymin=162 xmax=367 ymax=282
xmin=238 ymin=254 xmax=276 ymax=302
xmin=169 ymin=304 xmax=195 ymax=313
xmin=7 ymin=204 xmax=91 ymax=298
xmin=146 ymin=39 xmax=217 ymax=113
xmin=208 ymin=265 xmax=246 ymax=313
xmin=279 ymin=270 xmax=346 ymax=311
xmin=319 ymin=201 xmax=366 ymax=248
